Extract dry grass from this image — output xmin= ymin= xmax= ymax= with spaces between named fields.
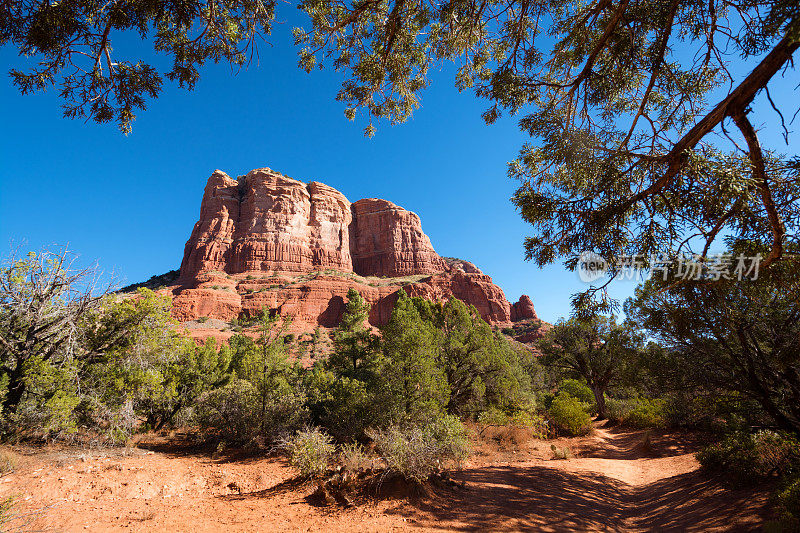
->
xmin=480 ymin=425 xmax=537 ymax=449
xmin=550 ymin=444 xmax=574 ymax=460
xmin=0 ymin=449 xmax=20 ymax=476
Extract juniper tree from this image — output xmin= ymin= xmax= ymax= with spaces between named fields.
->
xmin=6 ymin=0 xmax=799 ymax=296
xmin=2 ymin=0 xmax=275 ymax=133
xmin=329 ymin=288 xmax=379 ymax=379
xmin=297 ymin=0 xmax=800 ymax=312
xmin=625 ymin=248 xmax=800 ymax=437
xmin=537 ymin=315 xmax=644 ymax=418
xmin=0 ymin=248 xmax=111 ymax=415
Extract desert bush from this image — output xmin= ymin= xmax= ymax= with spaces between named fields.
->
xmin=0 ymin=496 xmax=13 ymax=529
xmin=697 ymin=430 xmax=799 ymax=485
xmin=771 ymin=474 xmax=800 ymax=532
xmin=558 ymin=379 xmax=595 ymax=406
xmin=367 ymin=414 xmax=470 ymax=483
xmin=550 ymin=444 xmax=573 ymax=460
xmin=625 ymin=398 xmax=666 ymax=428
xmin=195 ymin=378 xmax=307 ymax=445
xmin=477 ymin=407 xmax=510 ymax=426
xmin=606 ymin=397 xmax=666 ymax=428
xmin=477 ymin=408 xmax=548 ymax=440
xmin=0 ymin=450 xmax=19 ymax=475
xmin=195 ymin=378 xmax=261 ymax=444
xmin=304 ymin=368 xmax=391 ymax=442
xmin=282 ymin=426 xmax=335 ymax=477
xmin=548 ymin=393 xmax=592 ymax=436
xmin=605 ymin=397 xmax=632 ymax=424
xmin=339 ymin=442 xmax=376 ymax=471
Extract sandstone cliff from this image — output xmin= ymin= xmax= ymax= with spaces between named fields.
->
xmin=169 ymin=167 xmax=540 ymax=335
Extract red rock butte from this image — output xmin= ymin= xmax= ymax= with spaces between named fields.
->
xmin=168 ymin=167 xmax=539 ymax=335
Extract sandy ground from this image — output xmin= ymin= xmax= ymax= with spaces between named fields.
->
xmin=0 ymin=422 xmax=772 ymax=532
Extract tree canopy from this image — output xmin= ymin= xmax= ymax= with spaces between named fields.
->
xmin=537 ymin=315 xmax=644 ymax=418
xmin=297 ymin=0 xmax=799 ymax=292
xmin=625 ymin=251 xmax=800 ymax=437
xmin=2 ymin=0 xmax=275 ymax=133
xmin=4 ymin=0 xmax=799 ymax=309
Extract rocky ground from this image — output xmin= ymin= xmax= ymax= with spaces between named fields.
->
xmin=0 ymin=422 xmax=771 ymax=532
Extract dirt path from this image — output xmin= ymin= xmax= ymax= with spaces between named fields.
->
xmin=410 ymin=422 xmax=771 ymax=531
xmin=0 ymin=423 xmax=771 ymax=532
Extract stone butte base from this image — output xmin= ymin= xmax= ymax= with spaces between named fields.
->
xmin=151 ymin=167 xmax=542 ymax=340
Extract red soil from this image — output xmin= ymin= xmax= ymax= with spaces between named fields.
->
xmin=0 ymin=422 xmax=772 ymax=532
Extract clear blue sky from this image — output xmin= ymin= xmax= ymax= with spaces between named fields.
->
xmin=0 ymin=17 xmax=796 ymax=324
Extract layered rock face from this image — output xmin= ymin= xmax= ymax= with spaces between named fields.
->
xmin=350 ymin=199 xmax=446 ymax=277
xmin=180 ymin=169 xmax=353 ymax=281
xmin=172 ymin=167 xmax=539 ymax=333
xmin=179 ymin=171 xmax=240 ymax=278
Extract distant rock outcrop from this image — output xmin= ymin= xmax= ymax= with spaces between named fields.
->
xmin=167 ymin=167 xmax=542 ymax=334
xmin=511 ymin=294 xmax=538 ymax=321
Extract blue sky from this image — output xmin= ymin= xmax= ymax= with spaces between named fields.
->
xmin=0 ymin=16 xmax=796 ymax=324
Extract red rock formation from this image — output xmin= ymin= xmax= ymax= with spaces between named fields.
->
xmin=179 ymin=171 xmax=240 ymax=282
xmin=180 ymin=168 xmax=355 ymax=281
xmin=442 ymin=257 xmax=483 ymax=274
xmin=403 ymin=271 xmax=512 ymax=326
xmin=350 ymin=199 xmax=446 ymax=277
xmin=511 ymin=294 xmax=538 ymax=321
xmin=170 ymin=166 xmax=539 ymax=334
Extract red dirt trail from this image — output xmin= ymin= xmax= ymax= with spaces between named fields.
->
xmin=0 ymin=422 xmax=771 ymax=532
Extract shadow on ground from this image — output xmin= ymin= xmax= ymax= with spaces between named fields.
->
xmin=398 ymin=459 xmax=771 ymax=532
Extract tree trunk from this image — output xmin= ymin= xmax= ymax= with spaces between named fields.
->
xmin=591 ymin=384 xmax=606 ymax=419
xmin=154 ymin=402 xmax=184 ymax=432
xmin=2 ymin=369 xmax=25 ymax=415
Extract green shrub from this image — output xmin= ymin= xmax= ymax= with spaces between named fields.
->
xmin=304 ymin=369 xmax=390 ymax=441
xmin=697 ymin=430 xmax=799 ymax=485
xmin=540 ymin=392 xmax=556 ymax=410
xmin=197 ymin=316 xmax=208 ymax=323
xmin=477 ymin=408 xmax=548 ymax=439
xmin=367 ymin=414 xmax=471 ymax=483
xmin=477 ymin=407 xmax=509 ymax=425
xmin=339 ymin=442 xmax=376 ymax=471
xmin=605 ymin=397 xmax=632 ymax=423
xmin=558 ymin=379 xmax=595 ymax=406
xmin=772 ymin=474 xmax=800 ymax=532
xmin=607 ymin=397 xmax=666 ymax=428
xmin=195 ymin=378 xmax=307 ymax=445
xmin=548 ymin=393 xmax=592 ymax=436
xmin=195 ymin=378 xmax=260 ymax=444
xmin=625 ymin=398 xmax=667 ymax=428
xmin=282 ymin=426 xmax=335 ymax=477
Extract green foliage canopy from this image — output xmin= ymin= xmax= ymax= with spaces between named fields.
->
xmin=626 ymin=253 xmax=800 ymax=437
xmin=537 ymin=315 xmax=644 ymax=418
xmin=2 ymin=0 xmax=275 ymax=133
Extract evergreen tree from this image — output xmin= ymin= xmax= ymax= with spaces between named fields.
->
xmin=537 ymin=316 xmax=644 ymax=418
xmin=381 ymin=291 xmax=449 ymax=421
xmin=2 ymin=0 xmax=276 ymax=133
xmin=434 ymin=297 xmax=530 ymax=416
xmin=626 ymin=252 xmax=800 ymax=437
xmin=328 ymin=289 xmax=379 ymax=379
